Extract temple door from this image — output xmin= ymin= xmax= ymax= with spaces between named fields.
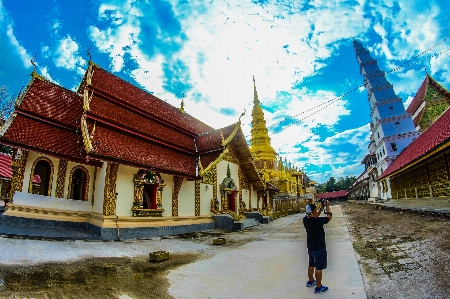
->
xmin=227 ymin=190 xmax=237 ymax=212
xmin=143 ymin=184 xmax=158 ymax=209
xmin=71 ymin=169 xmax=87 ymax=200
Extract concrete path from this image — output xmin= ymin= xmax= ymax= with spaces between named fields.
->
xmin=0 ymin=205 xmax=366 ymax=298
xmin=167 ymin=205 xmax=366 ymax=299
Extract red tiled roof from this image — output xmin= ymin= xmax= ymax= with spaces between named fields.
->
xmin=87 ymin=123 xmax=196 ymax=177
xmin=196 ymin=123 xmax=236 ymax=153
xmin=0 ymin=153 xmax=12 ymax=179
xmin=265 ymin=181 xmax=279 ymax=191
xmin=88 ymin=95 xmax=196 ymax=151
xmin=318 ymin=190 xmax=348 ymax=199
xmin=2 ymin=114 xmax=86 ymax=160
xmin=0 ymin=77 xmax=87 ymax=161
xmin=379 ymin=106 xmax=450 ymax=179
xmin=19 ymin=78 xmax=82 ymax=128
xmin=88 ymin=65 xmax=213 ymax=135
xmin=406 ymin=75 xmax=428 ymax=114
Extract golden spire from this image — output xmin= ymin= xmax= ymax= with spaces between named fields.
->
xmin=250 ymin=76 xmax=277 ymax=164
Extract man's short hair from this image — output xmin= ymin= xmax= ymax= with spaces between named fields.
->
xmin=306 ymin=204 xmax=316 ymax=215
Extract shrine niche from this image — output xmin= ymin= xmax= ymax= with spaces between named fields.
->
xmin=220 ymin=164 xmax=238 ymax=212
xmin=132 ymin=169 xmax=165 ymax=217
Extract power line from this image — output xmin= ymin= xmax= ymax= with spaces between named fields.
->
xmin=248 ymin=37 xmax=450 ymax=137
xmin=265 ymin=36 xmax=450 ymax=133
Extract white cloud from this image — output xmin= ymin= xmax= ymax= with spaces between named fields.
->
xmin=53 ymin=35 xmax=86 ymax=74
xmin=6 ymin=23 xmax=30 ymax=68
xmin=40 ymin=66 xmax=59 ymax=85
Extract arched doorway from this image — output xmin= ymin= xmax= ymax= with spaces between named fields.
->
xmin=30 ymin=159 xmax=52 ymax=196
xmin=71 ymin=168 xmax=88 ymax=200
xmin=68 ymin=166 xmax=89 ymax=201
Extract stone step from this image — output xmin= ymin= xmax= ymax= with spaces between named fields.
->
xmin=243 ymin=217 xmax=260 ymax=229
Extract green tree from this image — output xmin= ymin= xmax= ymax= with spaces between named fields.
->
xmin=318 ymin=175 xmax=357 ymax=193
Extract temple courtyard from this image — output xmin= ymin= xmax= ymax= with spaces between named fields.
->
xmin=0 ymin=202 xmax=449 ymax=298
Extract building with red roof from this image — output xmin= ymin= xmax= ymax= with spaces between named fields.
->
xmin=318 ymin=190 xmax=348 ymax=201
xmin=0 ymin=62 xmax=274 ymax=239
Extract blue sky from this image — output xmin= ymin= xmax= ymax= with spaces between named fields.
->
xmin=0 ymin=0 xmax=449 ymax=183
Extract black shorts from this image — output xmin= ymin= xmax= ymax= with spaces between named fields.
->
xmin=308 ymin=248 xmax=327 ymax=270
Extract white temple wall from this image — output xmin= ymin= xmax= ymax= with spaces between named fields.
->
xmin=115 ymin=164 xmax=136 ymax=217
xmin=251 ymin=185 xmax=258 ymax=209
xmin=200 ymin=182 xmax=213 ymax=215
xmin=161 ymin=174 xmax=173 ymax=217
xmin=241 ymin=188 xmax=249 ymax=209
xmin=178 ymin=178 xmax=195 ymax=216
xmin=92 ymin=163 xmax=107 ymax=214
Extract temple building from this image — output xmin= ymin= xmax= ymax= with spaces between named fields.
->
xmin=250 ymin=77 xmax=315 ymax=212
xmin=0 ymin=60 xmax=311 ymax=239
xmin=348 ymin=40 xmax=420 ymax=201
xmin=348 ymin=45 xmax=450 ymax=202
xmin=377 ymin=74 xmax=450 ymax=200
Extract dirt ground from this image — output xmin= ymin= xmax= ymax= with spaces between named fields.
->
xmin=343 ymin=201 xmax=450 ymax=299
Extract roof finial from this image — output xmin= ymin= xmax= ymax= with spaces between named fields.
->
xmin=253 ymin=75 xmax=260 ymax=104
xmin=180 ymin=93 xmax=185 ymax=113
xmin=87 ymin=46 xmax=92 ymax=62
xmin=30 ymin=53 xmax=45 ymax=80
xmin=30 ymin=53 xmax=38 ymax=77
xmin=239 ymin=108 xmax=246 ymax=123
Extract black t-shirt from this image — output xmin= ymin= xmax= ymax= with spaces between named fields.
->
xmin=303 ymin=216 xmax=330 ymax=251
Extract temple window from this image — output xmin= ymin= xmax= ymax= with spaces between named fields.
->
xmin=391 ymin=142 xmax=397 ymax=151
xmin=395 ymin=121 xmax=401 ymax=131
xmin=29 ymin=157 xmax=54 ymax=196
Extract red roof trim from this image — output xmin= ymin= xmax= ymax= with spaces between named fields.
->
xmin=87 ymin=115 xmax=195 ymax=155
xmin=86 ymin=154 xmax=197 ymax=179
xmin=1 ymin=140 xmax=102 ymax=167
xmin=318 ymin=190 xmax=348 ymax=199
xmin=379 ymin=106 xmax=450 ymax=179
xmin=86 ymin=86 xmax=199 ymax=138
xmin=15 ymin=109 xmax=75 ymax=132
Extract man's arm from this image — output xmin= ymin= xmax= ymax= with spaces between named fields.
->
xmin=324 ymin=200 xmax=332 ymax=220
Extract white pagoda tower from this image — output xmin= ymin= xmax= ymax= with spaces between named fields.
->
xmin=353 ymin=40 xmax=420 ymax=200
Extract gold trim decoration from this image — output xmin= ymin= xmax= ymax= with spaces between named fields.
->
xmin=28 ymin=156 xmax=54 ymax=196
xmin=83 ymin=89 xmax=94 ymax=112
xmin=131 ymin=170 xmax=165 ymax=216
xmin=103 ymin=163 xmax=119 ymax=216
xmin=9 ymin=149 xmax=28 ymax=202
xmin=92 ymin=166 xmax=97 ymax=203
xmin=0 ymin=113 xmax=16 ymax=137
xmin=172 ymin=176 xmax=184 ymax=216
xmin=86 ymin=64 xmax=94 ymax=86
xmin=55 ymin=160 xmax=68 ymax=198
xmin=223 ymin=146 xmax=239 ymax=164
xmin=200 ymin=147 xmax=229 ymax=176
xmin=80 ymin=115 xmax=94 ymax=154
xmin=222 ymin=121 xmax=241 ymax=147
xmin=238 ymin=167 xmax=250 ymax=212
xmin=67 ymin=165 xmax=90 ymax=200
xmin=195 ymin=180 xmax=200 ymax=216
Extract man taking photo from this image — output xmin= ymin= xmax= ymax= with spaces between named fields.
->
xmin=303 ymin=199 xmax=332 ymax=294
